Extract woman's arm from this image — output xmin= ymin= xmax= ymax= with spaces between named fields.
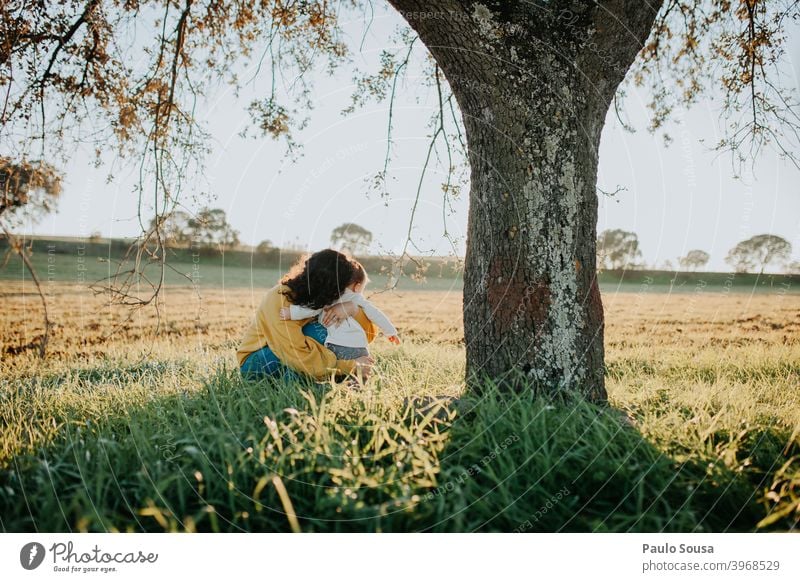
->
xmin=321 ymin=301 xmax=379 ymax=343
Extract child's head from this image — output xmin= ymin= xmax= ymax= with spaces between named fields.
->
xmin=349 ymin=260 xmax=369 ymax=293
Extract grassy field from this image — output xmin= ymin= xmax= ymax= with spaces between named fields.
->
xmin=3 ymin=235 xmax=799 ymax=294
xmin=0 ymin=236 xmax=464 ymax=291
xmin=1 ymin=281 xmax=799 ymax=532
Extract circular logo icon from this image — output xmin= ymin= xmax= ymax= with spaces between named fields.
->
xmin=20 ymin=542 xmax=46 ymax=570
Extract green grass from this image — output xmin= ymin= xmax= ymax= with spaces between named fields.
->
xmin=1 ymin=342 xmax=797 ymax=532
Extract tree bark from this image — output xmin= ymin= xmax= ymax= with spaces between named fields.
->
xmin=389 ymin=0 xmax=659 ymax=400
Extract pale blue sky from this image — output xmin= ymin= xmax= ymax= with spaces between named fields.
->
xmin=31 ymin=6 xmax=800 ymax=271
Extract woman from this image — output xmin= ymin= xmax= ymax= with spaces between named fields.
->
xmin=237 ymin=249 xmax=377 ymax=382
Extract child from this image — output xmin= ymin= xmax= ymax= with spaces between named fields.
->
xmin=279 ymin=260 xmax=400 ymax=361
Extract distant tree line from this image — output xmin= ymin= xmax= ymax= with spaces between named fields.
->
xmin=597 ymin=229 xmax=797 ymax=275
xmin=144 ymin=216 xmax=378 ymax=258
xmin=139 ymin=215 xmax=800 ymax=275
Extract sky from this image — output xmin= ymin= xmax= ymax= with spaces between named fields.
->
xmin=29 ymin=5 xmax=800 ymax=272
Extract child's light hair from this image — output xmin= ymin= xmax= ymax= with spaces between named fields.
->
xmin=350 ymin=259 xmax=369 ymax=288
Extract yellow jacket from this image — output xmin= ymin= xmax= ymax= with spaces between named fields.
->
xmin=236 ymin=284 xmax=378 ymax=379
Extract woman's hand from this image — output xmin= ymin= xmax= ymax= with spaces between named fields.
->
xmin=388 ymin=335 xmax=401 ymax=345
xmin=279 ymin=307 xmax=291 ymax=321
xmin=322 ymin=301 xmax=357 ymax=326
xmin=353 ymin=355 xmax=374 ymax=379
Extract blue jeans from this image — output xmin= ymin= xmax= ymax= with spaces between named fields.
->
xmin=240 ymin=321 xmax=328 ymax=382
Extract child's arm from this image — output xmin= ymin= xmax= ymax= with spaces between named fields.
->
xmin=352 ymin=295 xmax=399 ymax=340
xmin=280 ymin=304 xmax=323 ymax=321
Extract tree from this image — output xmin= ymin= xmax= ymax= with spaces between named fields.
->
xmin=725 ymin=235 xmax=792 ymax=274
xmin=0 ymin=158 xmax=62 ymax=225
xmin=597 ymin=229 xmax=643 ymax=271
xmin=392 ymin=4 xmax=663 ymax=399
xmin=256 ymin=240 xmax=274 ymax=254
xmin=679 ymin=250 xmax=710 ymax=271
xmin=0 ymin=158 xmax=63 ymax=358
xmin=148 ymin=210 xmax=191 ymax=247
xmin=330 ymin=223 xmax=373 ymax=256
xmin=787 ymin=261 xmax=800 ymax=275
xmin=3 ymin=1 xmax=799 ymax=399
xmin=187 ymin=208 xmax=240 ymax=249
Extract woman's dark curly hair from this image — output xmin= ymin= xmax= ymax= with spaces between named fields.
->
xmin=280 ymin=249 xmax=354 ymax=309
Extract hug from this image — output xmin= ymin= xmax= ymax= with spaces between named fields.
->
xmin=237 ymin=249 xmax=399 ymax=383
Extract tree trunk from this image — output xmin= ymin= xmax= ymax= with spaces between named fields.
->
xmin=390 ymin=1 xmax=659 ymax=400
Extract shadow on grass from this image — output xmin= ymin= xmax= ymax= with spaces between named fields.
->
xmin=0 ymin=364 xmax=796 ymax=532
xmin=411 ymin=389 xmax=787 ymax=532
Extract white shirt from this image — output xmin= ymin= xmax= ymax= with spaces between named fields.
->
xmin=289 ymin=290 xmax=398 ymax=348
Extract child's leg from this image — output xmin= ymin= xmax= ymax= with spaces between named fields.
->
xmin=325 ymin=344 xmax=369 ymax=360
xmin=325 ymin=344 xmax=371 ymax=388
